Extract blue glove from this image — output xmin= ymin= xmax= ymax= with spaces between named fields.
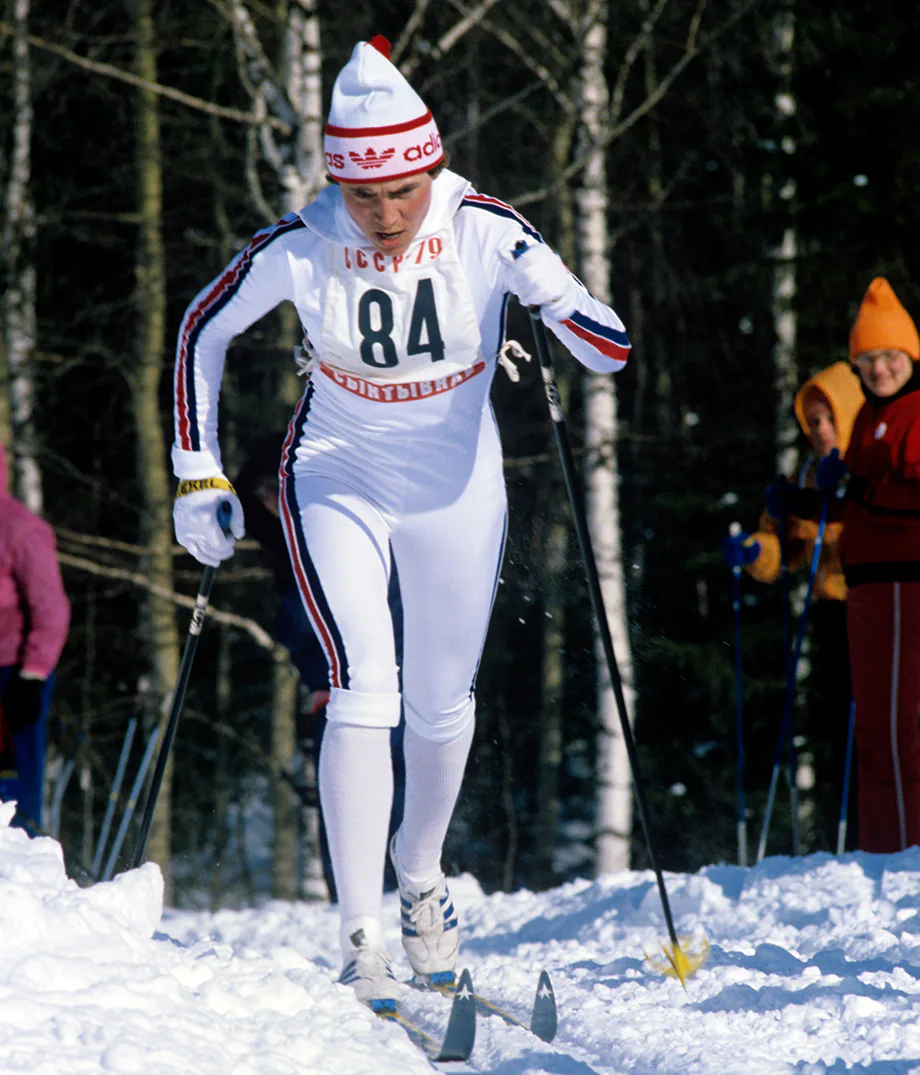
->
xmin=816 ymin=448 xmax=848 ymax=493
xmin=765 ymin=476 xmax=795 ymax=519
xmin=722 ymin=531 xmax=761 ymax=568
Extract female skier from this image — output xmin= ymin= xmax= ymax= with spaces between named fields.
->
xmin=172 ymin=36 xmax=630 ymax=1009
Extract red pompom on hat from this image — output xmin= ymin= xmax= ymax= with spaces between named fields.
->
xmin=849 ymin=277 xmax=920 ymax=361
xmin=324 ymin=37 xmax=443 ymax=184
xmin=368 ymin=35 xmax=391 ymax=59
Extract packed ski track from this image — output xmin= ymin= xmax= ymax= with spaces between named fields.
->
xmin=2 ymin=802 xmax=920 ymax=1073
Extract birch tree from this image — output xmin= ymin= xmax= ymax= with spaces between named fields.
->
xmin=769 ymin=1 xmax=814 ymax=847
xmin=771 ymin=1 xmax=798 ymax=480
xmin=131 ymin=0 xmax=181 ymax=884
xmin=1 ymin=0 xmax=41 ymax=510
xmin=575 ymin=0 xmax=637 ymax=874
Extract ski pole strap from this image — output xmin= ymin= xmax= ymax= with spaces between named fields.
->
xmin=176 ymin=476 xmax=236 ymax=498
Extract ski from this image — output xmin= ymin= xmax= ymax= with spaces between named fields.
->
xmin=377 ymin=967 xmax=477 ymax=1068
xmin=410 ymin=967 xmax=557 ymax=1043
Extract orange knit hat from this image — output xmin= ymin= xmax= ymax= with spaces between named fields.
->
xmin=849 ymin=277 xmax=920 ymax=361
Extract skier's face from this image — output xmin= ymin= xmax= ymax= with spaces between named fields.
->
xmin=851 ymin=348 xmax=914 ymax=398
xmin=341 ymin=174 xmax=433 ymax=256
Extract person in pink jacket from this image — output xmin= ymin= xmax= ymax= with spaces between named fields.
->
xmin=0 ymin=440 xmax=70 ymax=833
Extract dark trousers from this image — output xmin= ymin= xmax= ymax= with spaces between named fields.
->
xmin=803 ymin=601 xmax=856 ymax=850
xmin=0 ymin=666 xmax=56 ymax=834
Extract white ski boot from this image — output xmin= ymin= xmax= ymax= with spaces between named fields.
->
xmin=337 ymin=917 xmax=402 ymax=1012
xmin=389 ymin=833 xmax=459 ymax=988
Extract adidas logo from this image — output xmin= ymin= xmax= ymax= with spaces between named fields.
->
xmin=349 ymin=928 xmax=367 ymax=947
xmin=349 ymin=147 xmax=396 ymax=170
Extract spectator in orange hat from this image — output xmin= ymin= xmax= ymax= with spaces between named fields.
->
xmin=723 ymin=361 xmax=863 ymax=848
xmin=746 ymin=362 xmax=863 ymax=601
xmin=816 ymin=277 xmax=920 ymax=853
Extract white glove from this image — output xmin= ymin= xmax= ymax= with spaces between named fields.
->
xmin=173 ymin=476 xmax=245 ymax=568
xmin=504 ymin=241 xmax=578 ymax=320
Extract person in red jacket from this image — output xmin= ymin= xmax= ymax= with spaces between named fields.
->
xmin=0 ymin=441 xmax=70 ymax=833
xmin=817 ymin=278 xmax=920 ymax=852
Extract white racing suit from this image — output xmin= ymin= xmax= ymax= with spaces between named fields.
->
xmin=173 ymin=169 xmax=629 ymax=917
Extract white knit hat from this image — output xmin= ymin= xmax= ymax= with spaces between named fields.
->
xmin=324 ymin=36 xmax=443 ymax=184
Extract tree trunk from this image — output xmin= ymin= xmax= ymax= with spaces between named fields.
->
xmin=272 ymin=646 xmax=299 ymax=899
xmin=769 ymin=2 xmax=812 ymax=847
xmin=298 ymin=687 xmax=326 ymax=899
xmin=132 ymin=0 xmax=181 ymax=890
xmin=577 ymin=6 xmax=637 ymax=875
xmin=534 ymin=113 xmax=578 ymax=888
xmin=1 ymin=0 xmax=41 ymax=511
xmin=772 ymin=3 xmax=799 ymax=480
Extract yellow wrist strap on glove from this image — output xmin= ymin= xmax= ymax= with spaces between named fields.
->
xmin=176 ymin=477 xmax=237 ymax=498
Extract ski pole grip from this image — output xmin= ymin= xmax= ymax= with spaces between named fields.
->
xmin=512 ymin=239 xmax=543 ymax=311
xmin=217 ymin=499 xmax=234 ymax=538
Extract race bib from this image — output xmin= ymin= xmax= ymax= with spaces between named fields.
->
xmin=320 ymin=227 xmax=482 ymax=382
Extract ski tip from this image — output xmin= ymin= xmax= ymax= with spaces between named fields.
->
xmin=531 ymin=969 xmax=558 ymax=1042
xmin=436 ymin=967 xmax=476 ymax=1062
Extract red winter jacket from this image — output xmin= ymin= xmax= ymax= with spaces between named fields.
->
xmin=0 ymin=442 xmax=70 ymax=675
xmin=841 ymin=377 xmax=920 ymax=586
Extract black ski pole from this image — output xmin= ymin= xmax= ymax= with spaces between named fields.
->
xmin=527 ymin=308 xmax=706 ymax=983
xmin=130 ymin=501 xmax=232 ymax=870
xmin=727 ymin=522 xmax=748 ymax=867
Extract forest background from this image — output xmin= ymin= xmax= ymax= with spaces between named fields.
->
xmin=2 ymin=0 xmax=917 ymax=909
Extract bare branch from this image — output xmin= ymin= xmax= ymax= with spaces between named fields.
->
xmin=0 ymin=21 xmax=290 ymax=133
xmin=246 ymin=110 xmax=279 ymax=223
xmin=512 ymin=0 xmax=766 ymax=204
xmin=58 ymin=551 xmax=275 ymax=650
xmin=225 ymin=0 xmax=300 ymax=129
xmin=442 ymin=0 xmax=572 ymax=110
xmin=609 ymin=0 xmax=670 ymax=126
xmin=392 ymin=0 xmax=431 ymax=66
xmin=442 ymin=80 xmax=544 ymax=150
xmin=55 ymin=527 xmax=264 ymax=559
xmin=686 ymin=0 xmax=708 ymax=51
xmin=402 ymin=0 xmax=505 ymax=79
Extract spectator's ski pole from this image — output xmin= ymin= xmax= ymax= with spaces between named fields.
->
xmin=129 ymin=501 xmax=232 ymax=871
xmin=528 ymin=309 xmax=708 ymax=985
xmin=836 ymin=699 xmax=856 ymax=854
xmin=49 ymin=757 xmax=75 ymax=840
xmin=778 ymin=523 xmax=801 ymax=856
xmin=103 ymin=725 xmax=160 ymax=881
xmin=728 ymin=522 xmax=748 ymax=867
xmin=92 ymin=717 xmax=137 ymax=879
xmin=756 ymin=494 xmax=828 ymax=862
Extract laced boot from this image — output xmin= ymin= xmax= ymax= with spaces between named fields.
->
xmin=389 ymin=833 xmax=459 ymax=988
xmin=337 ymin=917 xmax=402 ymax=1012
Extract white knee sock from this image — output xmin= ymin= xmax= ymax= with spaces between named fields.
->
xmin=395 ymin=721 xmax=475 ymax=884
xmin=319 ymin=723 xmax=393 ymax=928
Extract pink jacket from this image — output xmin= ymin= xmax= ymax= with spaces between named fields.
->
xmin=0 ymin=443 xmax=70 ymax=675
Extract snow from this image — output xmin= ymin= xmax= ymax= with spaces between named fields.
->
xmin=2 ymin=800 xmax=920 ymax=1074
